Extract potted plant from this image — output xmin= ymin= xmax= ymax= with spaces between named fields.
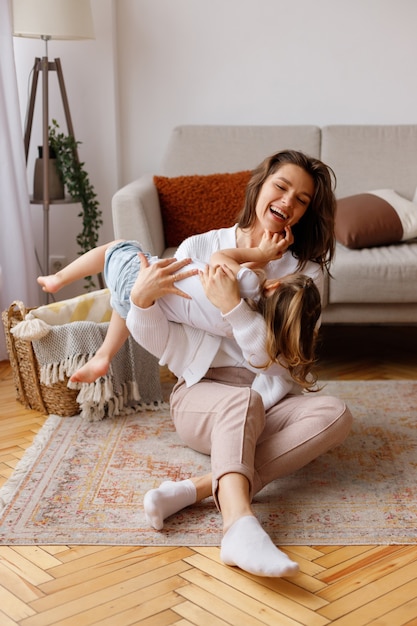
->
xmin=33 ymin=144 xmax=65 ymax=201
xmin=48 ymin=119 xmax=103 ymax=289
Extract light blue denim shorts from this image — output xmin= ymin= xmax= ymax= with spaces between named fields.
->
xmin=104 ymin=240 xmax=151 ymax=319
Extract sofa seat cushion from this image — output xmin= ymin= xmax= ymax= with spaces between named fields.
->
xmin=328 ymin=242 xmax=417 ymax=303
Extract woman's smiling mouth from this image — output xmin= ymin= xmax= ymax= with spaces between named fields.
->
xmin=269 ymin=205 xmax=288 ymax=221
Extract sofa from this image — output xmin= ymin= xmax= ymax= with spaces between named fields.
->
xmin=112 ymin=125 xmax=417 ymax=324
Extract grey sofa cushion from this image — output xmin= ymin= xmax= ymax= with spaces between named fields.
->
xmin=322 ymin=125 xmax=417 ymax=200
xmin=162 ymin=125 xmax=321 ymax=176
xmin=328 ymin=242 xmax=417 ymax=304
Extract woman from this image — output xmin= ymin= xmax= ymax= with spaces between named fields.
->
xmin=126 ymin=149 xmax=353 ymax=578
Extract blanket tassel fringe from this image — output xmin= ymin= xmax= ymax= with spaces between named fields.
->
xmin=39 ymin=354 xmax=167 ymax=421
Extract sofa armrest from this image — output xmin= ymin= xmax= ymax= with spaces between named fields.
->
xmin=111 ymin=174 xmax=166 ymax=257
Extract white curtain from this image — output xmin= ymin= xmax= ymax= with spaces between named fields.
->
xmin=0 ymin=0 xmax=39 ymax=360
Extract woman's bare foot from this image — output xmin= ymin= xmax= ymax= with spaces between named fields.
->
xmin=37 ymin=274 xmax=63 ymax=293
xmin=70 ymin=354 xmax=111 ymax=383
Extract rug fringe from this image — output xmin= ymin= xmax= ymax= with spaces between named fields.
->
xmin=0 ymin=415 xmax=62 ymax=514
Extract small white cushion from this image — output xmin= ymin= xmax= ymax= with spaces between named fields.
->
xmin=11 ymin=289 xmax=112 ymax=341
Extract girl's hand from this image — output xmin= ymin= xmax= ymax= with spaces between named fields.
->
xmin=130 ymin=253 xmax=198 ymax=308
xmin=199 ymin=263 xmax=241 ymax=314
xmin=258 ymin=227 xmax=293 ymax=261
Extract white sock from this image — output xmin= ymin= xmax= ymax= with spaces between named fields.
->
xmin=143 ymin=479 xmax=197 ymax=530
xmin=220 ymin=515 xmax=299 ymax=578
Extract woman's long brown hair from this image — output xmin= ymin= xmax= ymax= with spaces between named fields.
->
xmin=237 ymin=150 xmax=337 ymax=272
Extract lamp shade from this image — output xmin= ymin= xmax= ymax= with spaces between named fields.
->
xmin=12 ymin=0 xmax=94 ymax=40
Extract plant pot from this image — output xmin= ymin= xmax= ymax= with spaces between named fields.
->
xmin=33 ymin=146 xmax=65 ymax=201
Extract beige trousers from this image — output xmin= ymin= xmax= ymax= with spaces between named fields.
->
xmin=170 ymin=367 xmax=353 ymax=508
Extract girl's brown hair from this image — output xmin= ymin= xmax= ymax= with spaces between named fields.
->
xmin=253 ymin=273 xmax=322 ymax=390
xmin=237 ymin=150 xmax=337 ymax=272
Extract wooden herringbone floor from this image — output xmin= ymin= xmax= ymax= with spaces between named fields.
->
xmin=1 ymin=325 xmax=417 ymax=626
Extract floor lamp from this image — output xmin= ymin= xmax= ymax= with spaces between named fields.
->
xmin=12 ymin=0 xmax=95 ymax=302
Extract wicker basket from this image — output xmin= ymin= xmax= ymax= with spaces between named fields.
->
xmin=2 ymin=300 xmax=79 ymax=416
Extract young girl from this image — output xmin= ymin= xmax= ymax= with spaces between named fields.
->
xmin=38 ymin=231 xmax=322 ymax=409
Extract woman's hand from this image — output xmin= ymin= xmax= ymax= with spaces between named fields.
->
xmin=199 ymin=263 xmax=241 ymax=314
xmin=130 ymin=253 xmax=199 ymax=308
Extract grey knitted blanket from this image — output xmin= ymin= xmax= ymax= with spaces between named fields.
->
xmin=32 ymin=321 xmax=164 ymax=420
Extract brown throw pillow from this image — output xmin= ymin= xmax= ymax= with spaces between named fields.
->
xmin=335 ymin=192 xmax=404 ymax=248
xmin=154 ymin=171 xmax=252 ymax=248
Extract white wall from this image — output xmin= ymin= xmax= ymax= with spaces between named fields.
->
xmin=116 ymin=0 xmax=417 ymax=183
xmin=12 ymin=0 xmax=417 ymax=300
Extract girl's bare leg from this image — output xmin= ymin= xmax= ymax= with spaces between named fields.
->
xmin=37 ymin=240 xmax=122 ymax=293
xmin=70 ymin=309 xmax=130 ymax=383
xmin=36 ymin=239 xmax=130 ymax=384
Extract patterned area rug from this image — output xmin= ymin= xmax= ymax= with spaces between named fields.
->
xmin=1 ymin=380 xmax=416 ymax=546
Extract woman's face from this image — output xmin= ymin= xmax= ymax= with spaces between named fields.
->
xmin=254 ymin=163 xmax=314 ymax=234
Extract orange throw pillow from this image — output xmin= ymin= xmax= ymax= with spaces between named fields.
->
xmin=154 ymin=171 xmax=252 ymax=248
